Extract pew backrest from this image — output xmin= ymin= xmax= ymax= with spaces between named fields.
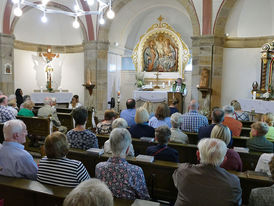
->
xmin=16 ymin=116 xmax=51 ymax=137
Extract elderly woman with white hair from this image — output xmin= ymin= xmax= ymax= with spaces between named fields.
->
xmin=104 ymin=118 xmax=135 ymax=156
xmin=129 ymin=107 xmax=155 ymax=138
xmin=211 ymin=124 xmax=242 ymax=171
xmin=63 ymin=178 xmax=113 ymax=206
xmin=96 ymin=128 xmax=150 ymax=200
xmin=173 ymin=138 xmax=242 ymax=206
xmin=170 ymin=112 xmax=188 ymax=144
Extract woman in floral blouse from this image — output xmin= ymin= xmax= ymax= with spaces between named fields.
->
xmin=95 ymin=128 xmax=150 ymax=200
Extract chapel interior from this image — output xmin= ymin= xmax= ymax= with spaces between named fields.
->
xmin=0 ymin=0 xmax=274 ymax=205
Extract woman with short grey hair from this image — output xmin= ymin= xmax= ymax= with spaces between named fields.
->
xmin=103 ymin=118 xmax=135 ymax=156
xmin=170 ymin=112 xmax=188 ymax=144
xmin=96 ymin=128 xmax=150 ymax=200
xmin=63 ymin=178 xmax=113 ymax=206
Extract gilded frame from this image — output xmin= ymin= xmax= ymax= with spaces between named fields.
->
xmin=132 ymin=20 xmax=190 ymax=80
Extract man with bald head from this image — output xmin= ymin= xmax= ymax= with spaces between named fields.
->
xmin=181 ymin=100 xmax=208 ymax=133
xmin=0 ymin=95 xmax=16 ymax=123
xmin=0 ymin=120 xmax=38 ymax=180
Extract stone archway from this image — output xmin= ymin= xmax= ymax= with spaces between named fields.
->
xmin=213 ymin=0 xmax=238 ymax=36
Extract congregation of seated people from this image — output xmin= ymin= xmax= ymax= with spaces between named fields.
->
xmin=1 ymin=88 xmax=274 ymax=205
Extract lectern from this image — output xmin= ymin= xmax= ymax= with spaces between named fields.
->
xmin=168 ymin=92 xmax=184 ymax=113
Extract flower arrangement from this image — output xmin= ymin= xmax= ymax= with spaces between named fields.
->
xmin=135 ymin=72 xmax=145 ymax=88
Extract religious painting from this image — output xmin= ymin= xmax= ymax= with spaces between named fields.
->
xmin=132 ymin=16 xmax=190 ymax=80
xmin=3 ymin=63 xmax=12 ymax=74
xmin=143 ymin=33 xmax=178 ymax=72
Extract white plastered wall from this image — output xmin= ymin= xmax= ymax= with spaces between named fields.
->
xmin=221 ymin=0 xmax=274 ymax=107
xmin=14 ymin=49 xmax=85 ymax=104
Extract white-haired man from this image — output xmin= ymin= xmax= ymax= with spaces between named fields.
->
xmin=0 ymin=120 xmax=38 ymax=180
xmin=173 ymin=138 xmax=242 ymax=206
xmin=0 ymin=95 xmax=16 ymax=123
xmin=181 ymin=100 xmax=208 ymax=133
xmin=96 ymin=128 xmax=149 ymax=200
xmin=223 ymin=105 xmax=242 ymax=137
xmin=38 ymin=97 xmax=66 ymax=132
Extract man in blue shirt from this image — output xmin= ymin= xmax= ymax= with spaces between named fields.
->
xmin=0 ymin=119 xmax=38 ymax=180
xmin=181 ymin=100 xmax=208 ymax=133
xmin=120 ymin=98 xmax=136 ymax=127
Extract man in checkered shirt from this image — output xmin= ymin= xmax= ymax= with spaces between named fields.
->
xmin=0 ymin=95 xmax=16 ymax=123
xmin=181 ymin=100 xmax=208 ymax=133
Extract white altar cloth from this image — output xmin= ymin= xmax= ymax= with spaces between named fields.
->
xmin=31 ymin=92 xmax=73 ymax=104
xmin=133 ymin=90 xmax=168 ymax=102
xmin=238 ymin=99 xmax=274 ymax=114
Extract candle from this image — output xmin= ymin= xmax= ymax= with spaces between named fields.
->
xmin=40 ymin=86 xmax=43 ymax=93
xmin=252 ymin=91 xmax=256 ymax=100
xmin=150 ymin=82 xmax=152 ymax=87
xmin=168 ymin=80 xmax=171 ymax=87
xmin=162 ymin=82 xmax=165 ymax=88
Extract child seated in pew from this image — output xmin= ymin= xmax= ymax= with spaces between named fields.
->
xmin=247 ymin=122 xmax=274 ymax=153
xmin=261 ymin=113 xmax=274 ymax=141
xmin=146 ymin=126 xmax=179 ymax=163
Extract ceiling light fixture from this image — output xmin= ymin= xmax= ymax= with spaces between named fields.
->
xmin=12 ymin=0 xmax=115 ymax=28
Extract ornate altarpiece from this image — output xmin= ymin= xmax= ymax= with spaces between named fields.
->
xmin=132 ymin=17 xmax=190 ymax=81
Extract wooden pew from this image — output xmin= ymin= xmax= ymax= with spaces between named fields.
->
xmin=241 ymin=121 xmax=254 ymax=128
xmin=16 ymin=116 xmax=51 ymax=151
xmin=0 ymin=175 xmax=71 ymax=206
xmin=0 ymin=123 xmax=4 ymax=143
xmin=17 ymin=116 xmax=51 ymax=137
xmin=96 ymin=134 xmax=264 ymax=171
xmin=57 ymin=113 xmax=74 ymax=131
xmin=67 ymin=149 xmax=274 ymax=205
xmin=96 ymin=134 xmax=198 ymax=164
xmin=0 ymin=175 xmax=141 ymax=206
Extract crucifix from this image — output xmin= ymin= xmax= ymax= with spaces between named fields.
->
xmin=154 ymin=71 xmax=161 ymax=89
xmin=39 ymin=47 xmax=59 ymax=91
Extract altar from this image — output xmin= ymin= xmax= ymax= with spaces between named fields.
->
xmin=238 ymin=99 xmax=274 ymax=114
xmin=133 ymin=90 xmax=184 ymax=113
xmin=31 ymin=92 xmax=73 ymax=104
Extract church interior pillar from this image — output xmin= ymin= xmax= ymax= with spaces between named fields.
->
xmin=84 ymin=41 xmax=109 ymax=119
xmin=191 ymin=35 xmax=224 ymax=113
xmin=0 ymin=33 xmax=15 ymax=95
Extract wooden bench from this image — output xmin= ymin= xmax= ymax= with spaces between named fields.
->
xmin=0 ymin=175 xmax=144 ymax=206
xmin=57 ymin=113 xmax=74 ymax=131
xmin=0 ymin=175 xmax=71 ymax=206
xmin=67 ymin=149 xmax=274 ymax=205
xmin=96 ymin=134 xmax=264 ymax=171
